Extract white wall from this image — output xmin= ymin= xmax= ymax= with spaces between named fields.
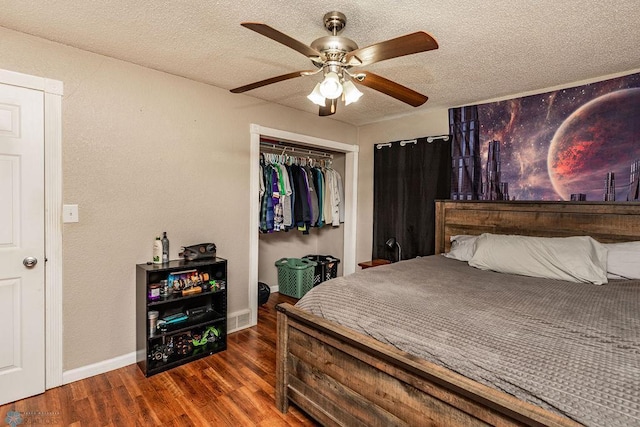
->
xmin=0 ymin=27 xmax=357 ymax=371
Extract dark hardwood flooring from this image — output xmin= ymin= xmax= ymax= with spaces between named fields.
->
xmin=0 ymin=293 xmax=317 ymax=426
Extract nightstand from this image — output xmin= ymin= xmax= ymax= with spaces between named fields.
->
xmin=358 ymin=259 xmax=392 ymax=269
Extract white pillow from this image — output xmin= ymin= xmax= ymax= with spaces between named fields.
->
xmin=603 ymin=241 xmax=640 ymax=279
xmin=443 ymin=235 xmax=478 ymax=262
xmin=469 ymin=234 xmax=608 ymax=285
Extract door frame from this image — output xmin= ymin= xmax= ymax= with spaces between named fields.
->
xmin=248 ymin=124 xmax=358 ymax=326
xmin=0 ymin=69 xmax=64 ymax=390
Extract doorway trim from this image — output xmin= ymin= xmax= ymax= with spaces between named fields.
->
xmin=0 ymin=69 xmax=64 ymax=389
xmin=248 ymin=124 xmax=358 ymax=326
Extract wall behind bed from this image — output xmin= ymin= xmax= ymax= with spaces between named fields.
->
xmin=357 ymin=68 xmax=640 ymax=266
xmin=450 ymin=71 xmax=640 ymax=202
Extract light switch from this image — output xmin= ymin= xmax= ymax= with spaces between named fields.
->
xmin=63 ymin=204 xmax=79 ymax=223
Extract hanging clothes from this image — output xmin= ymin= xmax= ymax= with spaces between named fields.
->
xmin=335 ymin=169 xmax=345 ymax=223
xmin=259 ymin=161 xmax=275 ymax=233
xmin=312 ymin=167 xmax=325 ymax=227
xmin=321 ymin=167 xmax=343 ymax=227
xmin=304 ymin=166 xmax=320 ymax=227
xmin=271 ymin=166 xmax=284 ymax=231
xmin=258 ymin=149 xmax=344 ymax=234
xmin=279 ymin=164 xmax=293 ymax=228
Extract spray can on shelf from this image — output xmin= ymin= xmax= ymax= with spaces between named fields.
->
xmin=161 ymin=231 xmax=170 ymax=263
xmin=152 ymin=236 xmax=162 ymax=264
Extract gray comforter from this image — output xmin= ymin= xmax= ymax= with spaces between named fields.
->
xmin=296 ymin=256 xmax=640 ymax=427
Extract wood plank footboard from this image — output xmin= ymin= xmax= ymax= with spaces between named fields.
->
xmin=276 ymin=302 xmax=579 ymax=427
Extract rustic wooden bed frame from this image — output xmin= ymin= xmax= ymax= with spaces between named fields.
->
xmin=276 ymin=201 xmax=640 ymax=426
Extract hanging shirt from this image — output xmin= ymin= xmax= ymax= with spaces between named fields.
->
xmin=285 ymin=164 xmax=295 ymax=229
xmin=328 ymin=169 xmax=341 ymax=226
xmin=272 ymin=166 xmax=284 ymax=231
xmin=259 ymin=163 xmax=267 ymax=231
xmin=261 ymin=165 xmax=274 ymax=232
xmin=259 ymin=164 xmax=265 ymax=202
xmin=299 ymin=167 xmax=313 ymax=233
xmin=304 ymin=166 xmax=319 ymax=227
xmin=291 ymin=165 xmax=311 ymax=227
xmin=313 ymin=167 xmax=325 ymax=227
xmin=279 ymin=164 xmax=293 ymax=228
xmin=323 ymin=168 xmax=333 ymax=227
xmin=335 ymin=170 xmax=345 ymax=223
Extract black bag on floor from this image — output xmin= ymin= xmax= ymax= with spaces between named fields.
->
xmin=258 ymin=282 xmax=270 ymax=305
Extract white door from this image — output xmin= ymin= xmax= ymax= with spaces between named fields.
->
xmin=0 ymin=83 xmax=45 ymax=405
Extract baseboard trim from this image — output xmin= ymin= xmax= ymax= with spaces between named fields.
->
xmin=62 ymin=302 xmax=278 ymax=385
xmin=271 ymin=285 xmax=279 ymax=293
xmin=62 ymin=351 xmax=137 ymax=385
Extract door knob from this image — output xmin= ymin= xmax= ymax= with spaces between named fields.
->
xmin=23 ymin=257 xmax=38 ymax=268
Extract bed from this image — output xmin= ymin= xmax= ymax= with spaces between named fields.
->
xmin=275 ymin=200 xmax=640 ymax=426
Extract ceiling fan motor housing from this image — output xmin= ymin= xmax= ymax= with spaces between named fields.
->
xmin=323 ymin=11 xmax=347 ymax=35
xmin=310 ymin=36 xmax=358 ymax=64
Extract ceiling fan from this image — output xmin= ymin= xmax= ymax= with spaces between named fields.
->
xmin=230 ymin=11 xmax=439 ymax=116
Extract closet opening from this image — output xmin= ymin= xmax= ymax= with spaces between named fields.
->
xmin=248 ymin=124 xmax=358 ymax=327
xmin=259 ymin=137 xmax=345 ymax=293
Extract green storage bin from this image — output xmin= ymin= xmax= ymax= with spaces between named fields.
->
xmin=275 ymin=258 xmax=317 ymax=298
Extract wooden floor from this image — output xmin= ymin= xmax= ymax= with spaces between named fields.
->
xmin=0 ymin=293 xmax=317 ymax=426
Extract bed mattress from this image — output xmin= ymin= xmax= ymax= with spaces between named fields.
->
xmin=296 ymin=256 xmax=640 ymax=427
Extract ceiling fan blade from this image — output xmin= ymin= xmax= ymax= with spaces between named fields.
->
xmin=241 ymin=22 xmax=322 ymax=60
xmin=319 ymin=98 xmax=337 ymax=116
xmin=230 ymin=70 xmax=314 ymax=93
xmin=345 ymin=31 xmax=438 ymax=67
xmin=355 ymin=72 xmax=428 ymax=107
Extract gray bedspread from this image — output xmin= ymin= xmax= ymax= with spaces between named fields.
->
xmin=296 ymin=256 xmax=640 ymax=427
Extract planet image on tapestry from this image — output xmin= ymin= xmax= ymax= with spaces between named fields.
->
xmin=548 ymin=88 xmax=640 ymax=201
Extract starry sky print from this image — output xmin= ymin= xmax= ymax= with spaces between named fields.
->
xmin=476 ymin=72 xmax=640 ymax=201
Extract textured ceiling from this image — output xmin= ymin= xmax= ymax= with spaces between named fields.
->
xmin=1 ymin=1 xmax=639 ymax=126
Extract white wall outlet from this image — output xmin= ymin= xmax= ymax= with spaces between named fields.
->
xmin=63 ymin=204 xmax=79 ymax=223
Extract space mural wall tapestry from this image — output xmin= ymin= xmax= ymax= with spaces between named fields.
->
xmin=449 ymin=72 xmax=640 ymax=202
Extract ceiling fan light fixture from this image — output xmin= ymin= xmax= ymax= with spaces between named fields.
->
xmin=343 ymin=80 xmax=363 ymax=105
xmin=307 ymin=83 xmax=326 ymax=106
xmin=319 ymin=72 xmax=343 ymax=99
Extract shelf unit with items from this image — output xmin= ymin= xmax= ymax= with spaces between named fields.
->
xmin=136 ymin=258 xmax=227 ymax=377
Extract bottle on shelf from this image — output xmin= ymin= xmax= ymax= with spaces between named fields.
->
xmin=161 ymin=232 xmax=170 ymax=263
xmin=153 ymin=236 xmax=162 ymax=264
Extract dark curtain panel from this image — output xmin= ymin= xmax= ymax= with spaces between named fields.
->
xmin=373 ymin=137 xmax=451 ymax=261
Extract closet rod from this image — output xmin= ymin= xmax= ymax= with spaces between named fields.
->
xmin=259 ymin=142 xmax=333 ymax=159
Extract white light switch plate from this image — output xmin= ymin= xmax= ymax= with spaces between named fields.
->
xmin=63 ymin=204 xmax=79 ymax=223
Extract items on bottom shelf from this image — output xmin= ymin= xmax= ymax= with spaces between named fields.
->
xmin=148 ymin=325 xmax=224 ymax=369
xmin=191 ymin=325 xmax=222 ymax=346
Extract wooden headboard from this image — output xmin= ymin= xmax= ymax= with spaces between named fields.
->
xmin=435 ymin=200 xmax=640 ymax=254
